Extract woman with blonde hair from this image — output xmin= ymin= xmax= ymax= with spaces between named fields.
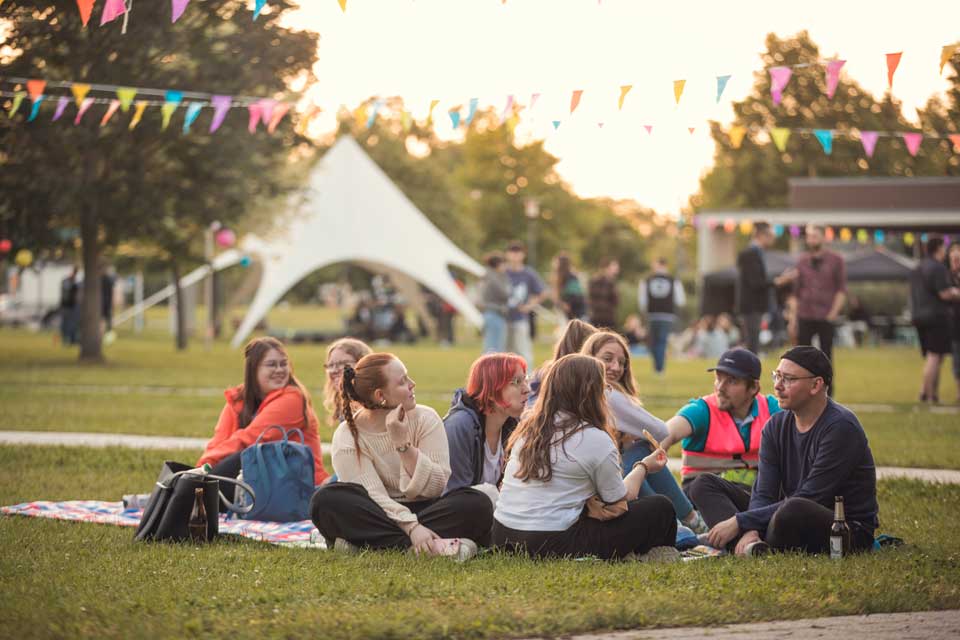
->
xmin=322 ymin=337 xmax=372 ymax=426
xmin=310 ymin=353 xmax=492 ymax=559
xmin=581 ymin=331 xmax=708 ymax=534
xmin=493 ymin=354 xmax=677 ymax=560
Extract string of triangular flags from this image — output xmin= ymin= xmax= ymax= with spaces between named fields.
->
xmin=692 ymin=217 xmax=944 ymax=249
xmin=721 ymin=124 xmax=960 ymax=158
xmin=0 ymin=77 xmax=322 ymax=134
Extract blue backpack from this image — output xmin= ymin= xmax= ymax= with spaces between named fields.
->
xmin=239 ymin=425 xmax=316 ymax=522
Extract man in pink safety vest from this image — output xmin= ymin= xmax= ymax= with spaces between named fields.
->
xmin=660 ymin=348 xmax=781 ymax=529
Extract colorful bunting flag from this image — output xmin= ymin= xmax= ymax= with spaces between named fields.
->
xmin=860 ymin=131 xmax=879 ymax=158
xmin=688 ymin=127 xmax=695 ymax=135
xmin=502 ymin=95 xmax=514 ymax=121
xmin=643 ymin=125 xmax=652 ymax=134
xmin=770 ymin=127 xmax=790 ymax=151
xmin=352 ymin=105 xmax=366 ymax=129
xmin=71 ymin=83 xmax=91 ymax=107
xmin=673 ymin=80 xmax=685 ymax=105
xmin=840 ymin=227 xmax=852 ymax=242
xmin=570 ymin=90 xmax=583 ymax=114
xmin=728 ymin=125 xmax=746 ymax=149
xmin=941 ymin=45 xmax=959 ymax=75
xmin=448 ymin=109 xmax=460 ymax=129
xmin=769 ymin=66 xmax=792 ymax=106
xmin=825 ymin=60 xmax=845 ymax=99
xmin=901 ymin=132 xmax=922 ymax=156
xmin=129 ymin=101 xmax=147 ymax=129
xmin=401 ymin=110 xmax=411 ymax=133
xmin=427 ymin=99 xmax=439 ymax=123
xmin=856 ymin=229 xmax=869 ymax=243
xmin=715 ymin=75 xmax=730 ymax=103
xmin=886 ymin=52 xmax=902 ymax=90
xmin=949 ymin=134 xmax=960 ymax=153
xmin=161 ymin=91 xmax=183 ymax=130
xmin=116 ymin=87 xmax=137 ymax=112
xmin=258 ymin=99 xmax=276 ymax=126
xmin=100 ymin=0 xmax=127 ymax=26
xmin=530 ymin=93 xmax=540 ymax=110
xmin=813 ymin=129 xmax=833 ymax=155
xmin=171 ymin=0 xmax=190 ymax=23
xmin=295 ymin=104 xmax=320 ymax=136
xmin=100 ymin=99 xmax=121 ymax=126
xmin=337 ymin=0 xmax=347 ymax=11
xmin=26 ymin=79 xmax=46 ymax=101
xmin=74 ymin=97 xmax=94 ymax=124
xmin=267 ymin=104 xmax=290 ymax=133
xmin=903 ymin=232 xmax=915 ymax=247
xmin=618 ymin=85 xmax=632 ymax=110
xmin=52 ymin=96 xmax=70 ymax=121
xmin=365 ymin=100 xmax=380 ymax=129
xmin=248 ymin=103 xmax=262 ymax=133
xmin=182 ymin=102 xmax=202 ymax=133
xmin=209 ymin=95 xmax=231 ymax=133
xmin=465 ymin=97 xmax=479 ymax=125
xmin=552 ymin=120 xmax=560 ymax=130
xmin=76 ymin=0 xmax=95 ymax=27
xmin=27 ymin=96 xmax=44 ymax=122
xmin=254 ymin=0 xmax=267 ymax=20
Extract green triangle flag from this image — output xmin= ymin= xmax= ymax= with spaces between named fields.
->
xmin=770 ymin=127 xmax=791 ymax=152
xmin=116 ymin=88 xmax=137 ymax=112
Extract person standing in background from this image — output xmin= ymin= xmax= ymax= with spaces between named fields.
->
xmin=775 ymin=225 xmax=846 ymax=395
xmin=504 ymin=241 xmax=546 ymax=368
xmin=479 ymin=252 xmax=511 ymax=354
xmin=551 ymin=252 xmax=586 ymax=321
xmin=60 ymin=267 xmax=80 ymax=346
xmin=948 ymin=242 xmax=960 ymax=404
xmin=587 ymin=258 xmax=620 ymax=330
xmin=639 ymin=258 xmax=685 ymax=375
xmin=737 ymin=222 xmax=775 ymax=355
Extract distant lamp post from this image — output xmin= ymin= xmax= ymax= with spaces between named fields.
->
xmin=524 ymin=197 xmax=541 ymax=267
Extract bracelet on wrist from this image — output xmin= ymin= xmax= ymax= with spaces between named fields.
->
xmin=632 ymin=460 xmax=650 ymax=474
xmin=395 ymin=441 xmax=412 ymax=453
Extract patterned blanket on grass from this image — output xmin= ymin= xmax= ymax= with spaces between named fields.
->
xmin=0 ymin=500 xmax=326 ymax=549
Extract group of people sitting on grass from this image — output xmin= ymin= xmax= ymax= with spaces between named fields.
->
xmin=195 ymin=319 xmax=879 ymax=562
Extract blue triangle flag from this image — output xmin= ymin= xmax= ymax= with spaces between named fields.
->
xmin=27 ymin=96 xmax=45 ymax=122
xmin=813 ymin=129 xmax=833 ymax=155
xmin=552 ymin=120 xmax=561 ymax=130
xmin=465 ymin=97 xmax=479 ymax=125
xmin=253 ymin=0 xmax=267 ymax=20
xmin=182 ymin=102 xmax=203 ymax=133
xmin=716 ymin=75 xmax=731 ymax=103
xmin=449 ymin=110 xmax=461 ymax=129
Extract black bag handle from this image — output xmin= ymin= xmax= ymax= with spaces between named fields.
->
xmin=158 ymin=470 xmax=257 ymax=515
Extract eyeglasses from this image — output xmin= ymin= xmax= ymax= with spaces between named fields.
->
xmin=324 ymin=361 xmax=354 ymax=372
xmin=509 ymin=375 xmax=530 ymax=387
xmin=771 ymin=371 xmax=818 ymax=386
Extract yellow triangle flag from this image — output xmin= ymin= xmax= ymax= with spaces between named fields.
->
xmin=941 ymin=44 xmax=959 ymax=75
xmin=770 ymin=127 xmax=791 ymax=152
xmin=129 ymin=101 xmax=147 ymax=130
xmin=337 ymin=0 xmax=347 ymax=11
xmin=673 ymin=79 xmax=685 ymax=105
xmin=729 ymin=125 xmax=747 ymax=149
xmin=116 ymin=87 xmax=137 ymax=112
xmin=71 ymin=83 xmax=91 ymax=108
xmin=353 ymin=105 xmax=367 ymax=129
xmin=401 ymin=110 xmax=411 ymax=133
xmin=618 ymin=85 xmax=632 ymax=111
xmin=161 ymin=102 xmax=178 ymax=130
xmin=427 ymin=99 xmax=439 ymax=123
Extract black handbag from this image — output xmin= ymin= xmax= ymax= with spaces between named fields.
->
xmin=134 ymin=461 xmax=255 ymax=542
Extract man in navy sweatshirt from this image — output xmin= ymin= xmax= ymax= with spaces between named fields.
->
xmin=706 ymin=345 xmax=878 ymax=555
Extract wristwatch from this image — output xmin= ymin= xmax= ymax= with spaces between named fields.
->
xmin=395 ymin=442 xmax=412 ymax=453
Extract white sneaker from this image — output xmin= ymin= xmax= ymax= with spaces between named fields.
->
xmin=637 ymin=545 xmax=681 ymax=564
xmin=427 ymin=538 xmax=479 ymax=562
xmin=332 ymin=538 xmax=360 ymax=555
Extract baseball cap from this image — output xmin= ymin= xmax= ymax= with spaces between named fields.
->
xmin=707 ymin=348 xmax=762 ymax=380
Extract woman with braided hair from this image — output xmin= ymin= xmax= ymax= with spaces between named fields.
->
xmin=309 ymin=353 xmax=493 ymax=560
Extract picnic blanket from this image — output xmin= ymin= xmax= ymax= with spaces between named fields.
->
xmin=0 ymin=500 xmax=326 ymax=549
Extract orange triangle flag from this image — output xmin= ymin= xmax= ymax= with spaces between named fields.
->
xmin=570 ymin=90 xmax=583 ymax=114
xmin=941 ymin=45 xmax=959 ymax=75
xmin=949 ymin=134 xmax=960 ymax=153
xmin=729 ymin=125 xmax=747 ymax=149
xmin=673 ymin=80 xmax=686 ymax=105
xmin=26 ymin=80 xmax=46 ymax=101
xmin=76 ymin=0 xmax=95 ymax=26
xmin=618 ymin=85 xmax=632 ymax=110
xmin=886 ymin=52 xmax=902 ymax=90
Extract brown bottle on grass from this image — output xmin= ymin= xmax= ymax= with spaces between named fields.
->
xmin=189 ymin=487 xmax=208 ymax=543
xmin=830 ymin=496 xmax=850 ymax=560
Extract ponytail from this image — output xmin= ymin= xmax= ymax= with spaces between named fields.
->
xmin=341 ymin=365 xmax=362 ymax=461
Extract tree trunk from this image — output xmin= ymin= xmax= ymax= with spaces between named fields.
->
xmin=171 ymin=258 xmax=188 ymax=351
xmin=78 ymin=204 xmax=103 ymax=363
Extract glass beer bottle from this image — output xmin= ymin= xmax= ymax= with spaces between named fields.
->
xmin=830 ymin=496 xmax=850 ymax=560
xmin=189 ymin=487 xmax=208 ymax=543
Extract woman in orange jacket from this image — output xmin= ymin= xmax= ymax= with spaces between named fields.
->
xmin=197 ymin=337 xmax=330 ymax=487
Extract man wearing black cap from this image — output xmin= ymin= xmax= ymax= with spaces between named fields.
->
xmin=706 ymin=345 xmax=878 ymax=556
xmin=659 ymin=348 xmax=780 ymax=529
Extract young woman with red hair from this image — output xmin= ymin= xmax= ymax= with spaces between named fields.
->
xmin=442 ymin=353 xmax=531 ymax=496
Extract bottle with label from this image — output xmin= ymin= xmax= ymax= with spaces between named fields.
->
xmin=830 ymin=495 xmax=850 ymax=560
xmin=189 ymin=486 xmax=208 ymax=543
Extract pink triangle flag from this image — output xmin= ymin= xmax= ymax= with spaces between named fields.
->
xmin=901 ymin=132 xmax=922 ymax=157
xmin=949 ymin=134 xmax=960 ymax=153
xmin=886 ymin=52 xmax=902 ymax=90
xmin=688 ymin=127 xmax=696 ymax=135
xmin=74 ymin=97 xmax=94 ymax=125
xmin=825 ymin=60 xmax=845 ymax=99
xmin=530 ymin=93 xmax=540 ymax=110
xmin=209 ymin=95 xmax=231 ymax=133
xmin=247 ymin=103 xmax=262 ymax=133
xmin=100 ymin=0 xmax=127 ymax=26
xmin=171 ymin=0 xmax=190 ymax=22
xmin=570 ymin=90 xmax=583 ymax=114
xmin=644 ymin=125 xmax=653 ymax=134
xmin=860 ymin=131 xmax=879 ymax=158
xmin=100 ymin=99 xmax=121 ymax=126
xmin=769 ymin=66 xmax=792 ymax=106
xmin=258 ymin=99 xmax=276 ymax=126
xmin=267 ymin=103 xmax=290 ymax=133
xmin=52 ymin=96 xmax=70 ymax=121
xmin=501 ymin=95 xmax=514 ymax=121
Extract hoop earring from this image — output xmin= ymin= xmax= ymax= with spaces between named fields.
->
xmin=379 ymin=398 xmax=387 ymax=407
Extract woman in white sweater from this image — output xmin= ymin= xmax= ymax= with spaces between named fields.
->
xmin=310 ymin=353 xmax=492 ymax=560
xmin=493 ymin=354 xmax=677 ymax=560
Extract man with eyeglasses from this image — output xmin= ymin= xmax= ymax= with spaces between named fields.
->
xmin=658 ymin=348 xmax=780 ymax=533
xmin=705 ymin=346 xmax=878 ymax=556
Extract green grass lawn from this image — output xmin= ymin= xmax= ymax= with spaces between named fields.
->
xmin=0 ymin=445 xmax=958 ymax=640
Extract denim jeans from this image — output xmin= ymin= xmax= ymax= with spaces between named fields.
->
xmin=620 ymin=441 xmax=693 ymax=520
xmin=482 ymin=311 xmax=507 ymax=354
xmin=648 ymin=318 xmax=673 ymax=373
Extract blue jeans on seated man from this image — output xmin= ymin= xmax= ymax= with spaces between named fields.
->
xmin=620 ymin=441 xmax=694 ymax=521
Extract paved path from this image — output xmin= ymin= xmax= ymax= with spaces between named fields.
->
xmin=2 ymin=431 xmax=960 ymax=484
xmin=524 ymin=609 xmax=960 ymax=640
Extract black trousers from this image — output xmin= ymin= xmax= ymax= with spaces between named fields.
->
xmin=491 ymin=495 xmax=677 ymax=560
xmin=310 ymin=482 xmax=494 ymax=549
xmin=797 ymin=319 xmax=835 ymax=394
xmin=685 ymin=473 xmax=752 ymax=528
xmin=742 ymin=311 xmax=763 ymax=354
xmin=765 ymin=497 xmax=873 ymax=554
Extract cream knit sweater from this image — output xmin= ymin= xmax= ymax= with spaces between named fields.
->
xmin=331 ymin=405 xmax=451 ymax=531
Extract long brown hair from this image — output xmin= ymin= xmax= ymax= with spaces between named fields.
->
xmin=340 ymin=352 xmax=396 ymax=459
xmin=237 ymin=337 xmax=312 ymax=429
xmin=580 ymin=331 xmax=638 ymax=397
xmin=552 ymin=318 xmax=597 ymax=362
xmin=323 ymin=337 xmax=372 ymax=425
xmin=506 ymin=354 xmax=615 ymax=482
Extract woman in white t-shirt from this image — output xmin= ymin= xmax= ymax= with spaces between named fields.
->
xmin=493 ymin=354 xmax=678 ymax=560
